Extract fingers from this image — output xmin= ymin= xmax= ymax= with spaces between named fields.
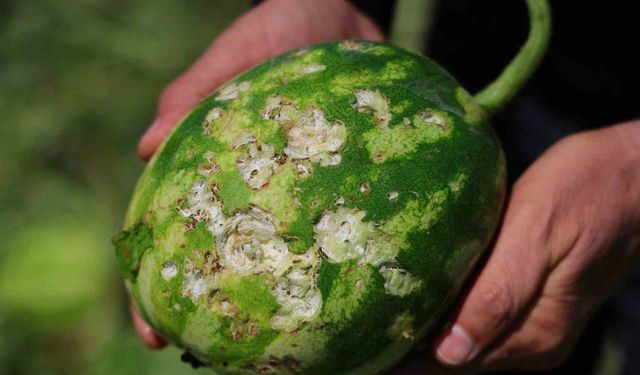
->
xmin=138 ymin=0 xmax=383 ymax=160
xmin=130 ymin=302 xmax=167 ymax=350
xmin=479 ymin=295 xmax=582 ymax=371
xmin=433 ymin=197 xmax=552 ymax=366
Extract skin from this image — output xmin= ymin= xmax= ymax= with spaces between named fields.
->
xmin=132 ymin=0 xmax=640 ymax=373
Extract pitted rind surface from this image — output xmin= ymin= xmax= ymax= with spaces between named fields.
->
xmin=217 ymin=207 xmax=289 ymax=275
xmin=263 ymin=99 xmax=347 ymax=166
xmin=160 ymin=261 xmax=178 ymax=281
xmin=118 ymin=41 xmax=505 ymax=375
xmin=353 ymin=89 xmax=391 ymax=128
xmin=181 ymin=182 xmax=325 ymax=332
xmin=270 ymin=251 xmax=322 ymax=332
xmin=236 ymin=143 xmax=280 ymax=190
xmin=216 ymin=81 xmax=251 ymax=102
xmin=364 ymin=108 xmax=452 ymax=163
xmin=181 ymin=180 xmax=225 ymax=235
xmin=378 ymin=265 xmax=422 ymax=297
xmin=283 ymin=108 xmax=345 ymax=166
xmin=182 ymin=263 xmax=218 ymax=302
xmin=313 ymin=207 xmax=399 ymax=268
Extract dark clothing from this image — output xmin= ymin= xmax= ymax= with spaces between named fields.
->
xmin=353 ymin=1 xmax=639 ymax=374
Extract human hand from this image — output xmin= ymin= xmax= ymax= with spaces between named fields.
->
xmin=419 ymin=121 xmax=640 ymax=372
xmin=137 ymin=0 xmax=383 ymax=161
xmin=131 ymin=0 xmax=383 ymax=349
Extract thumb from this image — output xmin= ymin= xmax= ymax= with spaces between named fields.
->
xmin=434 ymin=199 xmax=550 ymax=366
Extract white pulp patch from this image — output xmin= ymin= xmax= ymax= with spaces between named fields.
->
xmin=415 ymin=110 xmax=448 ymax=130
xmin=215 ymin=81 xmax=251 ymax=102
xmin=232 ymin=131 xmax=257 ymax=150
xmin=313 ymin=207 xmax=398 ymax=267
xmin=293 ymin=160 xmax=313 ymax=178
xmin=359 ymin=181 xmax=371 ymax=194
xmin=184 ymin=180 xmax=226 ymax=236
xmin=204 ymin=107 xmax=223 ymax=125
xmin=236 ymin=143 xmax=279 ymax=190
xmin=314 ymin=207 xmax=422 ymax=297
xmin=160 ymin=261 xmax=178 ymax=281
xmin=214 ymin=207 xmax=323 ymax=330
xmin=181 ymin=269 xmax=219 ymax=302
xmin=378 ymin=265 xmax=422 ymax=297
xmin=353 ymin=89 xmax=391 ymax=128
xmin=261 ymin=96 xmax=295 ymax=122
xmin=202 ymin=107 xmax=224 ymax=137
xmin=270 ymin=251 xmax=322 ymax=332
xmin=176 ymin=181 xmax=327 ymax=330
xmin=283 ymin=108 xmax=346 ymax=166
xmin=314 ymin=208 xmax=368 ymax=263
xmin=216 ymin=207 xmax=290 ymax=276
xmin=262 ymin=96 xmax=347 ymax=167
xmin=299 ymin=64 xmax=326 ymax=75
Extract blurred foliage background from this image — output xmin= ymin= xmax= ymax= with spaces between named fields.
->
xmin=0 ymin=0 xmax=249 ymax=373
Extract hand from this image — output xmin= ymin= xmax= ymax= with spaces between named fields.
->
xmin=137 ymin=0 xmax=382 ymax=160
xmin=132 ymin=0 xmax=383 ymax=348
xmin=424 ymin=121 xmax=640 ymax=372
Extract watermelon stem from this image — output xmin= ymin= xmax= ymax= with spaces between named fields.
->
xmin=474 ymin=0 xmax=551 ymax=115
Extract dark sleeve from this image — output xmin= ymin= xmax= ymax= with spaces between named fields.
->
xmin=348 ymin=0 xmax=396 ymax=35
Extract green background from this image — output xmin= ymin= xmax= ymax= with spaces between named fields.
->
xmin=0 ymin=1 xmax=248 ymax=374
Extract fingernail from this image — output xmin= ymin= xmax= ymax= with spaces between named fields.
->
xmin=435 ymin=324 xmax=477 ymax=366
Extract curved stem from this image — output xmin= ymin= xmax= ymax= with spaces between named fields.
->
xmin=474 ymin=0 xmax=551 ymax=115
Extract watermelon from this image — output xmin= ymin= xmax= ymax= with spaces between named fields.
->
xmin=114 ymin=2 xmax=550 ymax=372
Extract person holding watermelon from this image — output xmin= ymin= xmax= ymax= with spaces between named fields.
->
xmin=132 ymin=0 xmax=640 ymax=373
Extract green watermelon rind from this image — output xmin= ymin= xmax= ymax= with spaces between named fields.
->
xmin=115 ymin=41 xmax=506 ymax=375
